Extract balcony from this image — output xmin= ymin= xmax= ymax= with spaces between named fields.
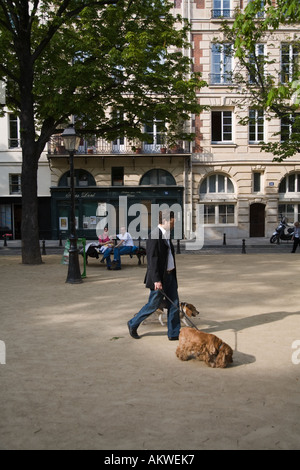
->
xmin=211 ymin=9 xmax=235 ymax=19
xmin=209 ymin=73 xmax=234 ymax=86
xmin=47 ymin=135 xmax=191 ymax=156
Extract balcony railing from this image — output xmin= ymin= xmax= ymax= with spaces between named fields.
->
xmin=47 ymin=136 xmax=191 ymax=156
xmin=211 ymin=9 xmax=234 ymax=19
xmin=209 ymin=73 xmax=234 ymax=85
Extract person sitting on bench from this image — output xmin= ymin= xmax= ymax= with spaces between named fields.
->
xmin=110 ymin=226 xmax=136 ymax=270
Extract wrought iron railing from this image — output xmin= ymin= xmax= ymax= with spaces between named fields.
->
xmin=47 ymin=136 xmax=191 ymax=155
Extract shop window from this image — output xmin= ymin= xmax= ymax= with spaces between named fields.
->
xmin=0 ymin=204 xmax=12 ymax=232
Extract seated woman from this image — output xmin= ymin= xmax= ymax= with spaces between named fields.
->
xmin=98 ymin=226 xmax=114 ymax=263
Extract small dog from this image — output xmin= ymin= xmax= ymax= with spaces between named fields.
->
xmin=176 ymin=327 xmax=233 ymax=368
xmin=156 ymin=300 xmax=199 ymax=327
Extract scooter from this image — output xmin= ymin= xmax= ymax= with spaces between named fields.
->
xmin=270 ymin=217 xmax=294 ymax=243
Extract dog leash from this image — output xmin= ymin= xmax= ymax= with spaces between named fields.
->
xmin=159 ymin=289 xmax=200 ymax=331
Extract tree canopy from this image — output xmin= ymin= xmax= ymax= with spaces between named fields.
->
xmin=0 ymin=0 xmax=205 ymax=264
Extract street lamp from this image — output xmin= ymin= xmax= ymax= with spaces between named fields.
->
xmin=61 ymin=125 xmax=82 ymax=284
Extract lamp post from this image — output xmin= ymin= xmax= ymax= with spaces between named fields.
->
xmin=61 ymin=125 xmax=82 ymax=284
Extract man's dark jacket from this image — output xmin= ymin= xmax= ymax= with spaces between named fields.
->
xmin=144 ymin=227 xmax=177 ymax=290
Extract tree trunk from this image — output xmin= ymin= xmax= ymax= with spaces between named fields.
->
xmin=21 ymin=148 xmax=42 ymax=265
xmin=19 ymin=44 xmax=43 ymax=265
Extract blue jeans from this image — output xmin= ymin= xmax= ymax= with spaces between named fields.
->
xmin=113 ymin=246 xmax=134 ymax=268
xmin=102 ymin=247 xmax=113 ymax=267
xmin=128 ymin=271 xmax=180 ymax=338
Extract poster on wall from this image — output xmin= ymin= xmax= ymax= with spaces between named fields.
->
xmin=59 ymin=217 xmax=68 ymax=231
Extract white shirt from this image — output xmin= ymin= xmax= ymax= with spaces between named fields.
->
xmin=117 ymin=231 xmax=134 ymax=247
xmin=158 ymin=225 xmax=175 ymax=271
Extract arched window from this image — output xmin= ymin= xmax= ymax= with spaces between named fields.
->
xmin=140 ymin=169 xmax=176 ymax=186
xmin=279 ymin=173 xmax=300 ymax=193
xmin=58 ymin=170 xmax=96 ymax=187
xmin=200 ymin=173 xmax=234 ymax=194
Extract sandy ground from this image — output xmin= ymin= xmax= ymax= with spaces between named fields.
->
xmin=0 ymin=252 xmax=299 ymax=450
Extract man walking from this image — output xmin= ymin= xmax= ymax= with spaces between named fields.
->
xmin=127 ymin=210 xmax=181 ymax=341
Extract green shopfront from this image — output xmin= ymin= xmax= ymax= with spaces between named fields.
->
xmin=50 ymin=172 xmax=184 ymax=241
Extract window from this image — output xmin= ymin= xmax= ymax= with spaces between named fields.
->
xmin=281 ymin=114 xmax=299 ymax=142
xmin=211 ymin=111 xmax=233 ymax=143
xmin=9 ymin=174 xmax=21 ymax=194
xmin=212 ymin=0 xmax=231 ymax=18
xmin=279 ymin=173 xmax=300 ymax=193
xmin=112 ymin=111 xmax=125 ymax=152
xmin=211 ymin=44 xmax=232 ymax=84
xmin=112 ymin=167 xmax=124 ymax=186
xmin=249 ymin=44 xmax=265 ymax=84
xmin=204 ymin=204 xmax=235 ymax=225
xmin=249 ymin=109 xmax=264 ymax=143
xmin=278 ymin=204 xmax=300 ymax=223
xmin=58 ymin=170 xmax=96 ymax=187
xmin=0 ymin=204 xmax=12 ymax=231
xmin=248 ymin=0 xmax=264 ymax=18
xmin=140 ymin=169 xmax=176 ymax=186
xmin=281 ymin=43 xmax=300 ymax=83
xmin=144 ymin=120 xmax=165 ymax=152
xmin=200 ymin=174 xmax=234 ymax=194
xmin=253 ymin=172 xmax=262 ymax=193
xmin=9 ymin=114 xmax=20 ymax=148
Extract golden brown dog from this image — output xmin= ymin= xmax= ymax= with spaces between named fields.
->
xmin=176 ymin=327 xmax=233 ymax=368
xmin=157 ymin=301 xmax=199 ymax=327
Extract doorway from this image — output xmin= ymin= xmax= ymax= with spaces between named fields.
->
xmin=250 ymin=203 xmax=265 ymax=237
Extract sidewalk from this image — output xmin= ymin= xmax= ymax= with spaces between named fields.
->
xmin=0 ymin=251 xmax=299 ymax=450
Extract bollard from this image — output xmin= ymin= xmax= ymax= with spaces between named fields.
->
xmin=3 ymin=235 xmax=7 ymax=247
xmin=176 ymin=239 xmax=181 ymax=254
xmin=42 ymin=240 xmax=46 ymax=255
xmin=59 ymin=237 xmax=62 ymax=247
xmin=223 ymin=233 xmax=226 ymax=246
xmin=242 ymin=239 xmax=246 ymax=254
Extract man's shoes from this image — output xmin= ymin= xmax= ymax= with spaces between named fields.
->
xmin=168 ymin=336 xmax=179 ymax=341
xmin=113 ymin=266 xmax=121 ymax=270
xmin=107 ymin=266 xmax=111 ymax=270
xmin=127 ymin=321 xmax=140 ymax=339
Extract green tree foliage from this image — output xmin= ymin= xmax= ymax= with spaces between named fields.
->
xmin=221 ymin=0 xmax=300 ymax=161
xmin=0 ymin=0 xmax=205 ymax=264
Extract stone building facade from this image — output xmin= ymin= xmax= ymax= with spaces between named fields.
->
xmin=177 ymin=0 xmax=300 ymax=241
